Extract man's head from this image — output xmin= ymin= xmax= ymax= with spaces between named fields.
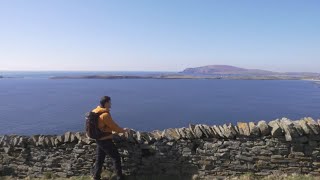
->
xmin=100 ymin=96 xmax=111 ymax=109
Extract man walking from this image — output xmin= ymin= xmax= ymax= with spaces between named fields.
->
xmin=91 ymin=96 xmax=127 ymax=180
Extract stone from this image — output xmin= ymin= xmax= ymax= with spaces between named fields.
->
xmin=188 ymin=124 xmax=197 ymax=138
xmin=162 ymin=128 xmax=180 ymax=141
xmin=234 ymin=125 xmax=240 ymax=134
xmin=150 ymin=130 xmax=162 ymax=140
xmin=193 ymin=125 xmax=204 ymax=138
xmin=64 ymin=132 xmax=72 ymax=143
xmin=218 ymin=125 xmax=226 ymax=137
xmin=31 ymin=135 xmax=40 ymax=145
xmin=125 ymin=129 xmax=138 ymax=143
xmin=279 ymin=118 xmax=299 ymax=141
xmin=222 ymin=123 xmax=237 ymax=138
xmin=54 ymin=136 xmax=62 ymax=146
xmin=176 ymin=128 xmax=186 ymax=138
xmin=56 ymin=172 xmax=67 ymax=178
xmin=201 ymin=124 xmax=217 ymax=138
xmin=268 ymin=120 xmax=283 ymax=137
xmin=50 ymin=137 xmax=56 ymax=146
xmin=56 ymin=135 xmax=64 ymax=144
xmin=304 ymin=117 xmax=320 ymax=134
xmin=70 ymin=132 xmax=77 ymax=142
xmin=44 ymin=136 xmax=53 ymax=147
xmin=249 ymin=122 xmax=261 ymax=137
xmin=257 ymin=120 xmax=270 ymax=136
xmin=0 ymin=136 xmax=4 ymax=146
xmin=292 ymin=121 xmax=304 ymax=136
xmin=17 ymin=137 xmax=27 ymax=147
xmin=12 ymin=137 xmax=19 ymax=146
xmin=136 ymin=131 xmax=149 ymax=143
xmin=37 ymin=135 xmax=46 ymax=146
xmin=298 ymin=119 xmax=312 ymax=135
xmin=182 ymin=127 xmax=195 ymax=139
xmin=235 ymin=154 xmax=253 ymax=162
xmin=75 ymin=132 xmax=82 ymax=141
xmin=237 ymin=122 xmax=250 ymax=136
xmin=4 ymin=147 xmax=12 ymax=154
xmin=212 ymin=125 xmax=224 ymax=138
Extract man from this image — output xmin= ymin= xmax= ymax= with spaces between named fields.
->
xmin=91 ymin=96 xmax=127 ymax=180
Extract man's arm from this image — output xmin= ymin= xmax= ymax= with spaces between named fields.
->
xmin=103 ymin=113 xmax=125 ymax=133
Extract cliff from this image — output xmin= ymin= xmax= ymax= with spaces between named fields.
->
xmin=1 ymin=117 xmax=320 ymax=179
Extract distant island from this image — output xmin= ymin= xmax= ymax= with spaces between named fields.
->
xmin=50 ymin=65 xmax=320 ymax=81
xmin=182 ymin=65 xmax=275 ymax=75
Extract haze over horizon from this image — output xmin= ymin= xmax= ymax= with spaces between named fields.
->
xmin=0 ymin=1 xmax=319 ymax=72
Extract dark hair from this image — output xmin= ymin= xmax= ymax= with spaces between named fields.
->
xmin=100 ymin=96 xmax=111 ymax=107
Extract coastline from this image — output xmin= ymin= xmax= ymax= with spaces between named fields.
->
xmin=49 ymin=74 xmax=319 ymax=81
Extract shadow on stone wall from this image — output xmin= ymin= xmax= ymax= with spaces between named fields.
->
xmin=102 ymin=136 xmax=200 ymax=180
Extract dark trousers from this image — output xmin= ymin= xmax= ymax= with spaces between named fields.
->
xmin=93 ymin=139 xmax=124 ymax=180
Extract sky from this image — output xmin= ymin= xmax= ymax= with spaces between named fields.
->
xmin=0 ymin=0 xmax=319 ymax=72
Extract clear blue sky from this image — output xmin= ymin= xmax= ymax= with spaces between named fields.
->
xmin=0 ymin=0 xmax=319 ymax=72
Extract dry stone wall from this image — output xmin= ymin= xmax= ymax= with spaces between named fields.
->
xmin=1 ymin=117 xmax=320 ymax=179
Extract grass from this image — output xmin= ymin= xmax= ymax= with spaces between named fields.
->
xmin=228 ymin=173 xmax=320 ymax=180
xmin=1 ymin=172 xmax=320 ymax=180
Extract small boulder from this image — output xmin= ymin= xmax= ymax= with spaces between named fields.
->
xmin=249 ymin=122 xmax=261 ymax=137
xmin=268 ymin=119 xmax=283 ymax=137
xmin=237 ymin=122 xmax=250 ymax=136
xmin=257 ymin=120 xmax=270 ymax=136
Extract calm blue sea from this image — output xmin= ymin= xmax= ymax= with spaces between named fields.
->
xmin=0 ymin=72 xmax=320 ymax=135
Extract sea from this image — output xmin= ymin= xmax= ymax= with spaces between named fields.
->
xmin=0 ymin=71 xmax=320 ymax=135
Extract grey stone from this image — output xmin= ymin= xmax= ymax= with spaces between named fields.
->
xmin=189 ymin=124 xmax=196 ymax=136
xmin=249 ymin=122 xmax=261 ymax=137
xmin=31 ymin=135 xmax=40 ymax=145
xmin=234 ymin=125 xmax=240 ymax=134
xmin=70 ymin=132 xmax=77 ymax=142
xmin=17 ymin=137 xmax=27 ymax=146
xmin=64 ymin=132 xmax=71 ymax=143
xmin=149 ymin=130 xmax=162 ymax=141
xmin=193 ymin=125 xmax=204 ymax=138
xmin=0 ymin=135 xmax=4 ymax=146
xmin=54 ymin=136 xmax=62 ymax=146
xmin=182 ymin=127 xmax=195 ymax=139
xmin=292 ymin=121 xmax=304 ymax=136
xmin=298 ymin=119 xmax=312 ymax=135
xmin=279 ymin=118 xmax=299 ymax=141
xmin=200 ymin=124 xmax=216 ymax=138
xmin=44 ymin=136 xmax=53 ymax=147
xmin=162 ymin=128 xmax=180 ymax=140
xmin=176 ymin=128 xmax=186 ymax=138
xmin=12 ymin=137 xmax=19 ymax=146
xmin=4 ymin=147 xmax=12 ymax=154
xmin=37 ymin=135 xmax=46 ymax=146
xmin=257 ymin=120 xmax=270 ymax=136
xmin=304 ymin=117 xmax=320 ymax=134
xmin=212 ymin=125 xmax=224 ymax=138
xmin=56 ymin=172 xmax=67 ymax=178
xmin=136 ymin=131 xmax=151 ymax=143
xmin=125 ymin=129 xmax=138 ymax=143
xmin=75 ymin=132 xmax=82 ymax=141
xmin=222 ymin=123 xmax=237 ymax=138
xmin=235 ymin=154 xmax=253 ymax=162
xmin=268 ymin=120 xmax=284 ymax=137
